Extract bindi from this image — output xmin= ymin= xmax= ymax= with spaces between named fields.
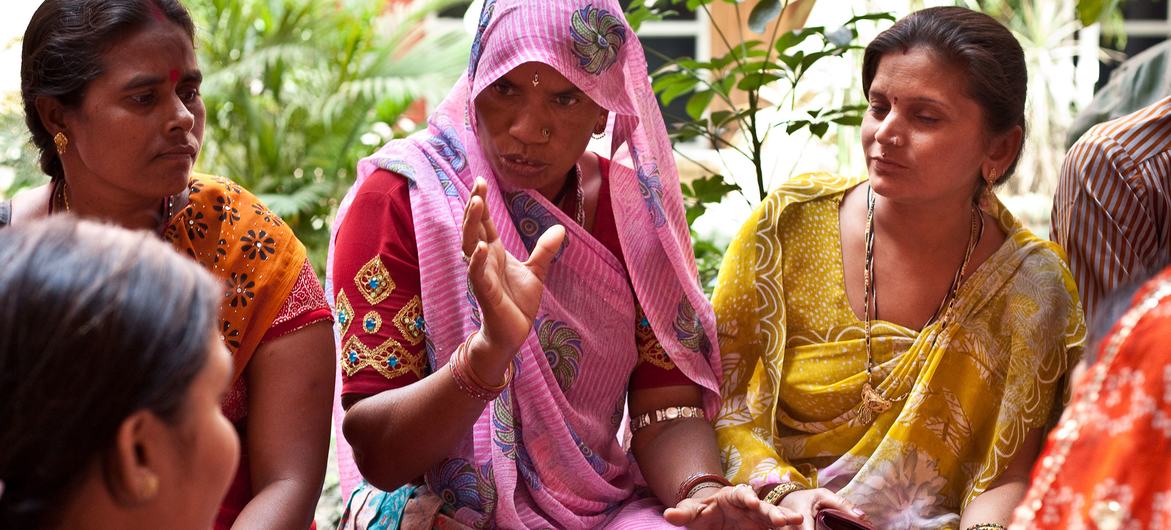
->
xmin=147 ymin=1 xmax=166 ymax=22
xmin=169 ymin=69 xmax=180 ymax=83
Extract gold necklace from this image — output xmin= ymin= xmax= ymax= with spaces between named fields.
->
xmin=860 ymin=186 xmax=984 ymax=418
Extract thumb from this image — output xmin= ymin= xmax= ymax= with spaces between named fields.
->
xmin=663 ymin=500 xmax=702 ymax=526
xmin=524 ymin=224 xmax=566 ymax=282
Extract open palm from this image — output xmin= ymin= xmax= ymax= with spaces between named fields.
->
xmin=461 ymin=177 xmax=565 ymax=357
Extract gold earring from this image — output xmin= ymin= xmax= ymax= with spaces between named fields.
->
xmin=53 ymin=132 xmax=69 ymax=155
xmin=139 ymin=473 xmax=159 ymax=500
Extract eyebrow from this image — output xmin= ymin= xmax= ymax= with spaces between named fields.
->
xmin=121 ymin=70 xmax=203 ymax=90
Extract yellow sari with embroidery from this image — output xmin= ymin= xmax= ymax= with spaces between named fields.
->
xmin=714 ymin=173 xmax=1085 ymax=529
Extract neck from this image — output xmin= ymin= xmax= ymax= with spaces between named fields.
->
xmin=873 ymin=188 xmax=976 ymax=254
xmin=59 ymin=178 xmax=168 ymax=233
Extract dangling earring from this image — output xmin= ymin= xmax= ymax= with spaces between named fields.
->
xmin=53 ymin=132 xmax=69 ymax=155
xmin=592 ymin=128 xmax=606 ymax=139
xmin=980 ymin=167 xmax=997 ymax=209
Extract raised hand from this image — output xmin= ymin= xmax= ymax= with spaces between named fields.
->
xmin=664 ymin=484 xmax=804 ymax=529
xmin=461 ymin=177 xmax=565 ymax=368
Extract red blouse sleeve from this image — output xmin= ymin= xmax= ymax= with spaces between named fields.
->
xmin=261 ymin=258 xmax=332 ymax=343
xmin=331 ymin=169 xmax=429 ymax=399
xmin=591 ymin=157 xmax=694 ymax=390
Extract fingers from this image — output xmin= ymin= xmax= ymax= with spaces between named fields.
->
xmin=811 ymin=491 xmax=863 ymax=520
xmin=474 ymin=177 xmax=500 ymax=243
xmin=467 ymin=241 xmax=490 ymax=293
xmin=525 ymin=224 xmax=566 ymax=282
xmin=662 ymin=500 xmax=701 ymax=527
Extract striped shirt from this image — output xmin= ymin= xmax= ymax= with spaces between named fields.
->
xmin=1052 ymin=95 xmax=1171 ymax=321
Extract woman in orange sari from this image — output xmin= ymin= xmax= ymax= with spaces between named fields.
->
xmin=4 ymin=1 xmax=334 ymax=528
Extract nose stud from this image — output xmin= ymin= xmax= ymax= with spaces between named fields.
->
xmin=542 ymin=128 xmax=550 ymax=138
xmin=890 ymin=136 xmax=902 ymax=147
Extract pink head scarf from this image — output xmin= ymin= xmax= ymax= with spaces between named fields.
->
xmin=328 ymin=1 xmax=720 ymax=526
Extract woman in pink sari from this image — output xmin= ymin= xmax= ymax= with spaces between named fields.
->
xmin=326 ymin=1 xmax=829 ymax=528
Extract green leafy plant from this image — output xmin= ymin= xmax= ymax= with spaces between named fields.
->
xmin=189 ymin=0 xmax=469 ymax=272
xmin=627 ymin=0 xmax=892 ymax=290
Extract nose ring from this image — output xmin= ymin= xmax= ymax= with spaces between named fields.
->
xmin=890 ymin=136 xmax=902 ymax=147
xmin=542 ymin=128 xmax=550 ymax=138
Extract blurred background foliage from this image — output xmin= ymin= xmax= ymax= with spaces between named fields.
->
xmin=189 ymin=0 xmax=469 ymax=272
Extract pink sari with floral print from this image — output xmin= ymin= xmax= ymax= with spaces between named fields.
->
xmin=327 ymin=1 xmax=720 ymax=528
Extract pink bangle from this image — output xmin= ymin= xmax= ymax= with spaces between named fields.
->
xmin=448 ymin=332 xmax=511 ymax=402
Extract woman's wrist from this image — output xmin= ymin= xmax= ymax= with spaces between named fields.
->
xmin=674 ymin=472 xmax=731 ymax=506
xmin=464 ymin=331 xmax=511 ymax=386
xmin=762 ymin=481 xmax=806 ymax=506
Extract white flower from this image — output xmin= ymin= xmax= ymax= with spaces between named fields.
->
xmin=841 ymin=444 xmax=955 ymax=529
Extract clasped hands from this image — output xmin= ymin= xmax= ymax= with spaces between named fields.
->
xmin=666 ymin=486 xmax=863 ymax=529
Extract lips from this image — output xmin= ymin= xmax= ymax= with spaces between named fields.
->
xmin=159 ymin=144 xmax=198 ymax=160
xmin=498 ymin=154 xmax=548 ymax=177
xmin=869 ymin=155 xmax=908 ymax=172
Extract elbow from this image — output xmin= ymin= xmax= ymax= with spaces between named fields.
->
xmin=342 ymin=407 xmax=412 ymax=492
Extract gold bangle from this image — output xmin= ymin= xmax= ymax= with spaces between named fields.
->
xmin=965 ymin=525 xmax=1006 ymax=530
xmin=629 ymin=405 xmax=705 ymax=433
xmin=762 ymin=482 xmax=805 ymax=506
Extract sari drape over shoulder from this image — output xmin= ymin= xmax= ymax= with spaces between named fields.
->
xmin=714 ymin=173 xmax=1085 ymax=529
xmin=327 ymin=1 xmax=719 ymax=528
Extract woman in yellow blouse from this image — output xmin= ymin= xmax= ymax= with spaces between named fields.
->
xmin=714 ymin=7 xmax=1085 ymax=530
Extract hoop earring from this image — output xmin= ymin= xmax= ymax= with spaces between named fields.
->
xmin=592 ymin=131 xmax=606 ymax=139
xmin=53 ymin=132 xmax=69 ymax=155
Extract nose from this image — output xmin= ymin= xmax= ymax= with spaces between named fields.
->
xmin=168 ymin=94 xmax=196 ymax=134
xmin=509 ymin=103 xmax=551 ymax=145
xmin=873 ymin=111 xmax=902 ymax=148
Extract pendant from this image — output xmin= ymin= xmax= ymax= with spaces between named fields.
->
xmin=860 ymin=382 xmax=892 ymax=414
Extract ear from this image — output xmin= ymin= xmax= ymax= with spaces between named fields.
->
xmin=982 ymin=125 xmax=1023 ymax=182
xmin=105 ymin=410 xmax=164 ymax=506
xmin=594 ymin=110 xmax=610 ymax=135
xmin=33 ymin=95 xmax=69 ymax=136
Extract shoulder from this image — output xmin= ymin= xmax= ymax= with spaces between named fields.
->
xmin=1075 ymin=97 xmax=1171 ymax=160
xmin=187 ymin=173 xmax=302 ymax=243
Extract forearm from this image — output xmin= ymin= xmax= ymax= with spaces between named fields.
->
xmin=633 ymin=418 xmax=725 ymax=506
xmin=230 ymin=478 xmax=320 ymax=530
xmin=958 ymin=479 xmax=1029 ymax=529
xmin=343 ymin=362 xmax=497 ymax=491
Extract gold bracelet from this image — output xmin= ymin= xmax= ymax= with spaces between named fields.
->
xmin=629 ymin=405 xmax=705 ymax=433
xmin=762 ymin=481 xmax=805 ymax=505
xmin=965 ymin=524 xmax=1006 ymax=530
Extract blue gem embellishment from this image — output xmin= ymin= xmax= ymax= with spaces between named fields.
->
xmin=414 ymin=316 xmax=426 ymax=330
xmin=368 ymin=278 xmax=380 ymax=290
xmin=338 ymin=311 xmax=347 ymax=324
xmin=387 ymin=357 xmax=399 ymax=368
xmin=348 ymin=351 xmax=359 ymax=364
xmin=365 ymin=318 xmax=377 ymax=331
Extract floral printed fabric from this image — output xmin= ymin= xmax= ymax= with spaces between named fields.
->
xmin=713 ymin=173 xmax=1085 ymax=529
xmin=165 ymin=173 xmax=308 ymax=381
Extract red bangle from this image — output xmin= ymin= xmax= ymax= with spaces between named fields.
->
xmin=674 ymin=472 xmax=731 ymax=506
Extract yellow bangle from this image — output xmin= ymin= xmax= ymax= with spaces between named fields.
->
xmin=762 ymin=482 xmax=805 ymax=505
xmin=965 ymin=525 xmax=1006 ymax=530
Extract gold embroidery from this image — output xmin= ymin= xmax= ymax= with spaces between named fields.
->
xmin=361 ymin=311 xmax=382 ymax=334
xmin=355 ymin=256 xmax=394 ymax=306
xmin=636 ymin=305 xmax=675 ymax=370
xmin=339 ymin=335 xmax=424 ymax=380
xmin=335 ymin=291 xmax=354 ymax=337
xmin=394 ymin=295 xmax=426 ymax=345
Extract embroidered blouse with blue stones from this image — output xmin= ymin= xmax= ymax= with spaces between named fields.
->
xmin=335 ymin=291 xmax=355 ymax=337
xmin=362 ymin=311 xmax=383 ymax=334
xmin=356 ymin=256 xmax=395 ymax=305
xmin=394 ymin=296 xmax=426 ymax=345
xmin=340 ymin=335 xmax=424 ymax=380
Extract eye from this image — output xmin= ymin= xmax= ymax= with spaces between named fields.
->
xmin=554 ymin=94 xmax=580 ymax=107
xmin=867 ymin=103 xmax=889 ymax=117
xmin=179 ymin=87 xmax=201 ymax=103
xmin=491 ymin=80 xmax=517 ymax=96
xmin=130 ymin=92 xmax=156 ymax=105
xmin=917 ymin=115 xmax=939 ymax=124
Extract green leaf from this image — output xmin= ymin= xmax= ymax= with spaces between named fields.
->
xmin=785 ymin=120 xmax=809 ymax=134
xmin=773 ymin=27 xmax=822 ymax=53
xmin=737 ymin=73 xmax=783 ymax=91
xmin=689 ymin=174 xmax=741 ymax=204
xmin=686 ymin=90 xmax=716 ymax=121
xmin=832 ymin=115 xmax=863 ymax=126
xmin=748 ymin=0 xmax=783 ymax=34
xmin=658 ymin=75 xmax=701 ymax=106
xmin=844 ymin=12 xmax=897 ymax=25
xmin=810 ymin=122 xmax=830 ymax=138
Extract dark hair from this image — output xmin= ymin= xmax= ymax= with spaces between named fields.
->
xmin=0 ymin=217 xmax=221 ymax=528
xmin=862 ymin=6 xmax=1027 ymax=185
xmin=20 ymin=0 xmax=196 ymax=180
